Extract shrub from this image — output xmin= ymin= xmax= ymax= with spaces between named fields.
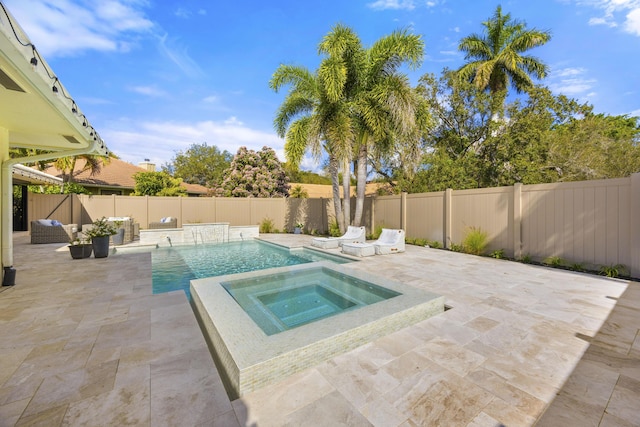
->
xmin=328 ymin=218 xmax=341 ymax=237
xmin=370 ymin=224 xmax=383 ymax=240
xmin=490 ymin=249 xmax=505 ymax=259
xmin=462 ymin=227 xmax=488 ymax=255
xmin=414 ymin=238 xmax=428 ymax=246
xmin=259 ymin=217 xmax=275 ymax=233
xmin=543 ymin=256 xmax=564 ymax=267
xmin=449 ymin=242 xmax=464 ymax=252
xmin=599 ymin=264 xmax=627 ymax=278
xmin=570 ymin=263 xmax=586 ymax=272
xmin=289 ymin=185 xmax=309 ymax=198
xmin=427 ymin=240 xmax=442 ymax=249
xmin=519 ymin=254 xmax=532 ymax=264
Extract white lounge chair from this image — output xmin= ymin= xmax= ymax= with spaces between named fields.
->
xmin=341 ymin=228 xmax=406 ymax=256
xmin=373 ymin=228 xmax=405 ymax=254
xmin=311 ymin=226 xmax=366 ymax=249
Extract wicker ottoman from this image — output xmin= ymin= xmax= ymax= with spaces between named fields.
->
xmin=341 ymin=243 xmax=375 ymax=257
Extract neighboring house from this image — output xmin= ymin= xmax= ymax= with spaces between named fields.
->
xmin=40 ymin=157 xmax=209 ymax=196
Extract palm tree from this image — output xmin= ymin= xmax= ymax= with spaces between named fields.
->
xmin=457 ymin=5 xmax=551 ymax=111
xmin=270 ymin=63 xmax=353 ymax=232
xmin=272 ymin=24 xmax=424 ymax=230
xmin=321 ymin=26 xmax=424 ymax=226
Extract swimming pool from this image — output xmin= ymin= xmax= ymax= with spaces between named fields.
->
xmin=151 ymin=240 xmax=351 ymax=297
xmin=222 ymin=266 xmax=401 ymax=335
xmin=192 ymin=262 xmax=445 ymax=398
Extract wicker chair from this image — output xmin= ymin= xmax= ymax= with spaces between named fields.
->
xmin=148 ymin=217 xmax=177 ymax=229
xmin=31 ymin=221 xmax=78 ymax=244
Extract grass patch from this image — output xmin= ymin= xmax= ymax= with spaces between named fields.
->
xmin=462 ymin=227 xmax=488 ymax=256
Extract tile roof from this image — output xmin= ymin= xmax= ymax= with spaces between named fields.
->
xmin=41 ymin=158 xmax=209 ymax=195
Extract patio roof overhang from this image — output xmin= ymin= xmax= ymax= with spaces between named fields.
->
xmin=12 ymin=164 xmax=62 ymax=186
xmin=1 ymin=3 xmax=110 ymax=277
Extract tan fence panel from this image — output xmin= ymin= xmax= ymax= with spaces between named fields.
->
xmin=406 ymin=192 xmax=445 ymax=243
xmin=373 ymin=195 xmax=402 ymax=229
xmin=77 ymin=195 xmax=115 ymax=227
xmin=28 ymin=193 xmax=74 ymax=227
xmin=521 ymin=178 xmax=631 ymax=268
xmin=249 ymin=198 xmax=287 ymax=230
xmin=450 ymin=186 xmax=514 ymax=254
xmin=147 ymin=197 xmax=182 ymax=227
xmin=114 ymin=196 xmax=148 ymax=227
xmin=181 ymin=198 xmax=216 ymax=225
xmin=215 ymin=198 xmax=252 ymax=226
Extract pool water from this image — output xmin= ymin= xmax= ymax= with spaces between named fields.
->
xmin=222 ymin=267 xmax=401 ymax=335
xmin=152 ymin=240 xmax=350 ymax=298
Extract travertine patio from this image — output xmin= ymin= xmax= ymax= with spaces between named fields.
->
xmin=0 ymin=232 xmax=638 ymax=426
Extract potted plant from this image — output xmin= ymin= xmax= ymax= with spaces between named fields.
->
xmin=68 ymin=237 xmax=93 ymax=259
xmin=294 ymin=222 xmax=304 ymax=234
xmin=84 ymin=217 xmax=117 ymax=258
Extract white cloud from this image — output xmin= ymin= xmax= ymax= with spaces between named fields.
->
xmin=175 ymin=8 xmax=191 ymax=19
xmin=102 ymin=118 xmax=286 ymax=166
xmin=202 ymin=95 xmax=219 ymax=103
xmin=627 ymin=108 xmax=640 ymax=117
xmin=580 ymin=0 xmax=640 ymax=36
xmin=129 ymin=86 xmax=167 ymax=97
xmin=588 ymin=16 xmax=617 ymax=26
xmin=4 ymin=0 xmax=154 ymax=57
xmin=367 ymin=0 xmax=415 ymax=10
xmin=555 ymin=67 xmax=587 ymax=77
xmin=156 ymin=33 xmax=203 ymax=78
xmin=549 ymin=67 xmax=597 ymax=96
xmin=624 ymin=7 xmax=640 ymax=34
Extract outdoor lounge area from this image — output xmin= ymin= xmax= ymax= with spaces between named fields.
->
xmin=0 ymin=232 xmax=638 ymax=426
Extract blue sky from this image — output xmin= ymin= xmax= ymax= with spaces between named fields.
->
xmin=5 ymin=0 xmax=640 ymax=171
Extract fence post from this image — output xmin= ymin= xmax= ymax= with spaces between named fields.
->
xmin=401 ymin=192 xmax=407 ymax=231
xmin=631 ymin=173 xmax=640 ymax=278
xmin=444 ymin=188 xmax=452 ymax=248
xmin=513 ymin=183 xmax=522 ymax=260
xmin=370 ymin=196 xmax=375 ymax=236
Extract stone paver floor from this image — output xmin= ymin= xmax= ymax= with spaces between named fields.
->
xmin=0 ymin=232 xmax=638 ymax=426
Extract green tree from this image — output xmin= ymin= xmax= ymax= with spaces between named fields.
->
xmin=457 ymin=5 xmax=551 ymax=111
xmin=416 ymin=70 xmax=494 ymax=190
xmin=270 ymin=55 xmax=353 ymax=231
xmin=547 ymin=113 xmax=640 ymax=181
xmin=216 ymin=146 xmax=290 ymax=197
xmin=163 ymin=143 xmax=232 ymax=188
xmin=132 ymin=171 xmax=187 ymax=196
xmin=28 ymin=182 xmax=90 ymax=194
xmin=289 ymin=185 xmax=309 ymax=198
xmin=322 ymin=26 xmax=424 ymax=227
xmin=272 ymin=24 xmax=425 ymax=230
xmin=285 ymin=167 xmax=332 ymax=185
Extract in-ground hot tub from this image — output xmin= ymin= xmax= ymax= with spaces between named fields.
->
xmin=191 ymin=262 xmax=444 ymax=398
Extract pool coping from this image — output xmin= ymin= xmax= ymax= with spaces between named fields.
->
xmin=191 ymin=261 xmax=445 ymax=398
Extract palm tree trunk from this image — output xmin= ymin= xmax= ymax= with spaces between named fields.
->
xmin=341 ymin=157 xmax=351 ymax=229
xmin=353 ymin=143 xmax=367 ymax=226
xmin=328 ymin=155 xmax=345 ymax=234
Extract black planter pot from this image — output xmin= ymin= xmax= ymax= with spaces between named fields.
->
xmin=92 ymin=236 xmax=111 ymax=258
xmin=69 ymin=244 xmax=93 ymax=259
